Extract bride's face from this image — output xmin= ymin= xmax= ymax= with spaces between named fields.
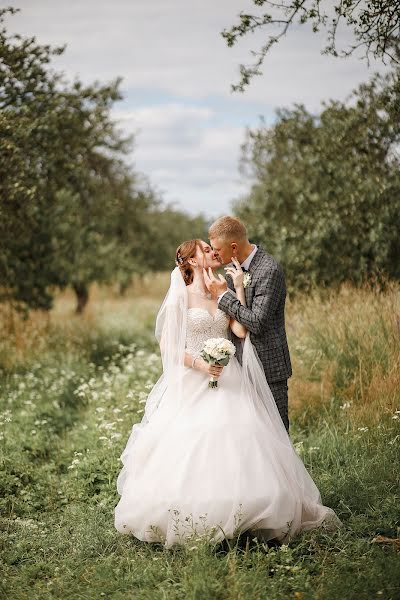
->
xmin=199 ymin=241 xmax=221 ymax=270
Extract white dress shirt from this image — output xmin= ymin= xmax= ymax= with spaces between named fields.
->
xmin=239 ymin=244 xmax=258 ymax=271
xmin=218 ymin=245 xmax=258 ymax=303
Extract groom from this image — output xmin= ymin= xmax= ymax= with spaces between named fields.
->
xmin=204 ymin=215 xmax=292 ymax=432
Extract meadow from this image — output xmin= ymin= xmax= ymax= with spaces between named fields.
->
xmin=0 ymin=276 xmax=399 ymax=600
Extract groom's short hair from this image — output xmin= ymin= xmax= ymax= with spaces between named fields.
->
xmin=208 ymin=216 xmax=247 ymax=242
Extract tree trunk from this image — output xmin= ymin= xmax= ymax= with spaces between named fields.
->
xmin=118 ymin=277 xmax=131 ymax=296
xmin=73 ymin=283 xmax=89 ymax=314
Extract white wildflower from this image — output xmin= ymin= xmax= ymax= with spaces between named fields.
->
xmin=339 ymin=402 xmax=351 ymax=410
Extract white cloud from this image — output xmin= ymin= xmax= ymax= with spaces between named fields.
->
xmin=8 ymin=0 xmax=391 ymax=216
xmin=113 ymin=103 xmax=246 ymax=214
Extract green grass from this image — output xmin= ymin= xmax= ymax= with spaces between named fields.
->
xmin=0 ymin=281 xmax=399 ymax=599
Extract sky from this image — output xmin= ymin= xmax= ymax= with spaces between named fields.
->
xmin=6 ymin=0 xmax=390 ymax=218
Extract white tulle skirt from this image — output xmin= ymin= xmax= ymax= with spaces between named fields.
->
xmin=114 ymin=356 xmax=341 ymax=547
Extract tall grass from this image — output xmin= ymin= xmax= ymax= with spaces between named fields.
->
xmin=287 ymin=282 xmax=400 ymax=429
xmin=0 ymin=279 xmax=399 ymax=599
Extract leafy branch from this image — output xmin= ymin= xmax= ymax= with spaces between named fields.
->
xmin=222 ymin=0 xmax=400 ymax=92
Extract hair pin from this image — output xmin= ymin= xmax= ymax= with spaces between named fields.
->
xmin=175 ymin=255 xmax=184 ymax=266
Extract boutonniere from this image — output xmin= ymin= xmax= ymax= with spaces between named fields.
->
xmin=243 ymin=272 xmax=252 ymax=289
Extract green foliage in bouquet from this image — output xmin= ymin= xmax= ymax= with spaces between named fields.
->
xmin=200 ymin=338 xmax=236 ymax=388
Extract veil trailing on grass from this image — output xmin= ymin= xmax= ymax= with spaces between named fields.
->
xmin=240 ymin=334 xmax=341 ymax=535
xmin=117 ymin=267 xmax=187 ymax=495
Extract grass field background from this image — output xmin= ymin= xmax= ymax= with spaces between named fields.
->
xmin=1 ymin=276 xmax=399 ymax=599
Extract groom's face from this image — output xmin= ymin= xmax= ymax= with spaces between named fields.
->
xmin=209 ymin=237 xmax=236 ymax=266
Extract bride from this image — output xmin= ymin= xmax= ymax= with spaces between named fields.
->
xmin=114 ymin=239 xmax=341 ymax=547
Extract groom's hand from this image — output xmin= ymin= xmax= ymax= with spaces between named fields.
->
xmin=203 ymin=267 xmax=227 ymax=299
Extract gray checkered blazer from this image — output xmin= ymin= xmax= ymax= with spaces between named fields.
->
xmin=218 ymin=246 xmax=292 ymax=384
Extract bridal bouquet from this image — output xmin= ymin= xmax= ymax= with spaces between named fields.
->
xmin=200 ymin=338 xmax=236 ymax=389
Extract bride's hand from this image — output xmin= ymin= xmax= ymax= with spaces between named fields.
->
xmin=224 ymin=257 xmax=244 ymax=289
xmin=194 ymin=358 xmax=224 ymax=379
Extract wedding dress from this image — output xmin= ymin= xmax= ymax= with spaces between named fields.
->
xmin=114 ymin=269 xmax=341 ymax=547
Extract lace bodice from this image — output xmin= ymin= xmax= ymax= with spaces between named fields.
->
xmin=185 ymin=308 xmax=230 ymax=356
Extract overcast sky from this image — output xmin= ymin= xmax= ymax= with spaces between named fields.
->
xmin=6 ymin=0 xmax=390 ymax=217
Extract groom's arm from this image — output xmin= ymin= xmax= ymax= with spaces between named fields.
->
xmin=218 ymin=266 xmax=284 ymax=335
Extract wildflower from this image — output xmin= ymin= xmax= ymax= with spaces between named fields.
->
xmin=339 ymin=402 xmax=351 ymax=410
xmin=99 ymin=422 xmax=116 ymax=430
xmin=357 ymin=427 xmax=369 ymax=432
xmin=294 ymin=441 xmax=304 ymax=454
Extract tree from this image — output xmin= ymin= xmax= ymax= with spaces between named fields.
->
xmin=0 ymin=8 xmax=150 ymax=312
xmin=222 ymin=0 xmax=400 ymax=91
xmin=143 ymin=206 xmax=209 ymax=273
xmin=0 ymin=8 xmax=210 ymax=313
xmin=234 ymin=65 xmax=400 ymax=289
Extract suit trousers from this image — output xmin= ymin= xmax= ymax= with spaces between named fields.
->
xmin=268 ymin=380 xmax=289 ymax=433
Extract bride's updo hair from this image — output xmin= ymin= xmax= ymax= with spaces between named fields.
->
xmin=175 ymin=239 xmax=203 ymax=286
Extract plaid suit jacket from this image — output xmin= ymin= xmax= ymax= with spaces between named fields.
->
xmin=218 ymin=246 xmax=292 ymax=384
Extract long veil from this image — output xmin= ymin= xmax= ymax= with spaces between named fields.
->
xmin=117 ymin=267 xmax=187 ymax=495
xmin=241 ymin=336 xmax=341 ymax=534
